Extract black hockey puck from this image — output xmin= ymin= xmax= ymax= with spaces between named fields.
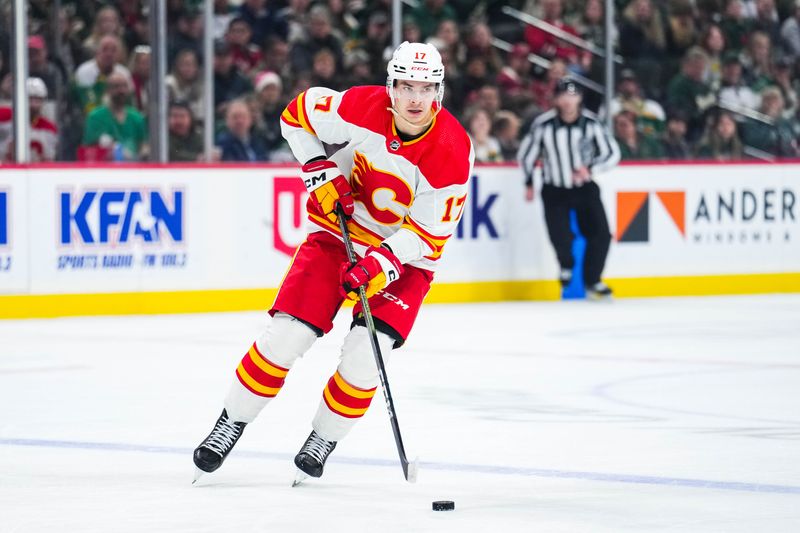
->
xmin=432 ymin=500 xmax=455 ymax=511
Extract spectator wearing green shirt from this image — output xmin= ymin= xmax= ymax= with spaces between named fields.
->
xmin=82 ymin=72 xmax=148 ymax=161
xmin=719 ymin=0 xmax=753 ymax=53
xmin=741 ymin=87 xmax=799 ymax=158
xmin=666 ymin=46 xmax=715 ymax=142
xmin=604 ymin=68 xmax=666 ymax=138
xmin=409 ymin=0 xmax=456 ymax=40
xmin=614 ymin=110 xmax=665 ymax=160
xmin=168 ymin=101 xmax=203 ymax=162
xmin=741 ymin=31 xmax=776 ymax=92
xmin=72 ymin=35 xmax=132 ymax=116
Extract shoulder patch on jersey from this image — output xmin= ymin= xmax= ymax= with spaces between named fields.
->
xmin=338 ymin=86 xmax=391 ymax=134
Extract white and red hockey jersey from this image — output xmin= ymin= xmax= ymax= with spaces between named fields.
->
xmin=0 ymin=106 xmax=58 ymax=162
xmin=280 ymin=85 xmax=474 ymax=271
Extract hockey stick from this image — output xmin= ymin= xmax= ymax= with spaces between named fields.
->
xmin=335 ymin=203 xmax=418 ymax=483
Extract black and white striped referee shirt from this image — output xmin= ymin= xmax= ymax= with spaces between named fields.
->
xmin=518 ymin=109 xmax=621 ymax=188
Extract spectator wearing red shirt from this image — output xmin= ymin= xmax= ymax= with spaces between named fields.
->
xmin=524 ymin=0 xmax=581 ymax=66
xmin=496 ymin=43 xmax=535 ymax=114
xmin=129 ymin=45 xmax=150 ymax=112
xmin=119 ymin=0 xmax=149 ymax=53
xmin=226 ymin=17 xmax=262 ymax=76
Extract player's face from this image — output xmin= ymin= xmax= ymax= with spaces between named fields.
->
xmin=394 ymin=80 xmax=437 ymax=126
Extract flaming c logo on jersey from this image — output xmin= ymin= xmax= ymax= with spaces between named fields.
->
xmin=350 ymin=151 xmax=413 ymax=226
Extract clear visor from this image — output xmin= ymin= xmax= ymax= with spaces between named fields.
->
xmin=393 ymin=82 xmax=438 ymax=101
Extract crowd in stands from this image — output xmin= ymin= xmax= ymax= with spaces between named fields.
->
xmin=1 ymin=0 xmax=800 ymax=164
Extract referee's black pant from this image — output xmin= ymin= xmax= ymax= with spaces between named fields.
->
xmin=541 ymin=181 xmax=611 ymax=287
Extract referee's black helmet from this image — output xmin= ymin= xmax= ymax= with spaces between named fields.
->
xmin=554 ymin=78 xmax=582 ymax=96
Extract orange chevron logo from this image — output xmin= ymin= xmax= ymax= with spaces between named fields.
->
xmin=616 ymin=190 xmax=685 ymax=242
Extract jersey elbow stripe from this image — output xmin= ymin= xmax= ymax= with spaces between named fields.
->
xmin=322 ymin=372 xmax=376 ymax=418
xmin=295 ymin=91 xmax=317 ymax=136
xmin=280 ymin=108 xmax=301 ymax=127
xmin=235 ymin=343 xmax=289 ymax=397
xmin=402 ymin=217 xmax=449 ymax=258
xmin=402 ymin=216 xmax=450 ymax=243
xmin=282 ymin=97 xmax=302 ymax=126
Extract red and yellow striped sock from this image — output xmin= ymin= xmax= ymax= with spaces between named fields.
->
xmin=235 ymin=342 xmax=289 ymax=398
xmin=322 ymin=371 xmax=377 ymax=419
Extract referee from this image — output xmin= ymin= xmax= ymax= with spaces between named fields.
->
xmin=518 ymin=78 xmax=620 ymax=299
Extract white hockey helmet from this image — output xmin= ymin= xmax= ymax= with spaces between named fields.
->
xmin=386 ymin=41 xmax=445 ymax=108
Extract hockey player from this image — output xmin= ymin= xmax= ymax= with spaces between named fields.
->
xmin=193 ymin=41 xmax=474 ymax=483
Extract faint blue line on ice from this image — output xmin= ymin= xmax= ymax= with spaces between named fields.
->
xmin=592 ymin=368 xmax=800 ymax=426
xmin=2 ymin=437 xmax=799 ymax=495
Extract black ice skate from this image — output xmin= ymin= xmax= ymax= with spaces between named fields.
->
xmin=192 ymin=409 xmax=247 ymax=482
xmin=586 ymin=281 xmax=613 ymax=301
xmin=292 ymin=430 xmax=337 ymax=486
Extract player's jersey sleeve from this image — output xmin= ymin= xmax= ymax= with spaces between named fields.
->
xmin=280 ymin=86 xmax=352 ymax=164
xmin=384 ymin=139 xmax=474 ymax=266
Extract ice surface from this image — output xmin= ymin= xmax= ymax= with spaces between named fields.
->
xmin=1 ymin=295 xmax=799 ymax=532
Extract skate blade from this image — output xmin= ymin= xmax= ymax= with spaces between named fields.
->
xmin=292 ymin=469 xmax=309 ymax=487
xmin=192 ymin=467 xmax=205 ymax=484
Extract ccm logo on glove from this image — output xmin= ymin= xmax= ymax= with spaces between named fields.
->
xmin=304 ymin=173 xmax=329 ymax=188
xmin=340 ymin=245 xmax=404 ymax=300
xmin=301 ymin=160 xmax=354 ymax=219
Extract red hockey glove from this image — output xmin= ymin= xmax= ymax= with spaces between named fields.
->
xmin=301 ymin=159 xmax=354 ymax=220
xmin=340 ymin=245 xmax=404 ymax=301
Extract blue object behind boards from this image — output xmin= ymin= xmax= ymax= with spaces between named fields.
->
xmin=562 ymin=209 xmax=586 ymax=300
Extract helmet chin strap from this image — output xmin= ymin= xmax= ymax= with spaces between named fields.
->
xmin=387 ymin=105 xmax=439 ymax=134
